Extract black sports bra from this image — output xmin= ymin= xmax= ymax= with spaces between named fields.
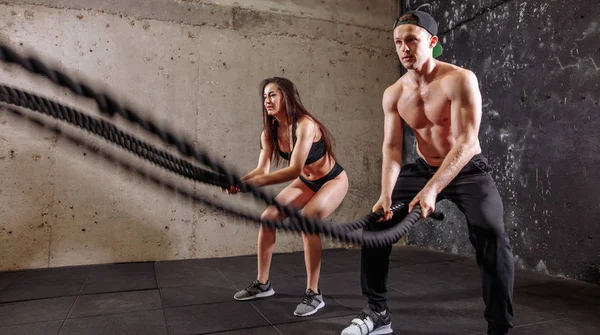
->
xmin=278 ymin=125 xmax=327 ymax=165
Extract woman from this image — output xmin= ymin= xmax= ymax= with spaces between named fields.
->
xmin=227 ymin=77 xmax=348 ymax=317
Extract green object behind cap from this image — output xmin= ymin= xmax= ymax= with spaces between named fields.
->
xmin=433 ymin=42 xmax=443 ymax=58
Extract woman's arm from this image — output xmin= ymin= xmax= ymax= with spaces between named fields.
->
xmin=246 ymin=117 xmax=317 ymax=187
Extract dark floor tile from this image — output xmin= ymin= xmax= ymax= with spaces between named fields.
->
xmin=80 ymin=273 xmax=157 ymax=295
xmin=562 ymin=316 xmax=600 ymax=335
xmin=270 ymin=251 xmax=345 ymax=277
xmin=79 ymin=263 xmax=157 ymax=294
xmin=390 ymin=284 xmax=480 ymax=306
xmin=388 ymin=246 xmax=469 ymax=267
xmin=0 ymin=296 xmax=75 ymax=326
xmin=317 ymin=271 xmax=367 ymax=311
xmin=155 ymin=259 xmax=224 ymax=288
xmin=209 ymin=325 xmax=281 ymax=334
xmin=0 ymin=271 xmax=23 ymax=290
xmin=266 ymin=273 xmax=309 ymax=295
xmin=90 ymin=262 xmax=156 ymax=277
xmin=242 ymin=249 xmax=360 ymax=277
xmin=15 ymin=264 xmax=102 ymax=284
xmin=514 ymin=280 xmax=600 ymax=318
xmin=510 ymin=319 xmax=591 ymax=335
xmin=400 ymin=260 xmax=481 ymax=283
xmin=386 ymin=306 xmax=486 ymax=335
xmin=214 ymin=249 xmax=340 ymax=282
xmin=0 ymin=278 xmax=85 ymax=303
xmin=253 ymin=295 xmax=354 ymax=325
xmin=388 ymin=267 xmax=481 ymax=301
xmin=431 ymin=295 xmax=565 ymax=327
xmin=318 ymin=272 xmax=409 ymax=311
xmin=275 ymin=315 xmax=356 ymax=335
xmin=0 ymin=320 xmax=63 ymax=335
xmin=517 ymin=279 xmax=600 ymax=301
xmin=323 ymin=246 xmax=466 ymax=271
xmin=160 ymin=281 xmax=238 ymax=308
xmin=194 ymin=254 xmax=256 ymax=268
xmin=60 ymin=310 xmax=167 ymax=335
xmin=320 ymin=248 xmax=361 ymax=271
xmin=421 ymin=257 xmax=571 ymax=291
xmin=69 ymin=290 xmax=162 ymax=318
xmin=0 ymin=264 xmax=101 ymax=303
xmin=385 ymin=265 xmax=481 ymax=302
xmin=1 ymin=248 xmax=597 ymax=335
xmin=319 ymin=271 xmax=361 ymax=296
xmin=513 ymin=268 xmax=566 ymax=288
xmin=214 ymin=254 xmax=293 ymax=289
xmin=164 ymin=301 xmax=270 ymax=334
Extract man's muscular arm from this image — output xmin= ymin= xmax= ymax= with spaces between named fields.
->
xmin=373 ymin=84 xmax=404 ymax=221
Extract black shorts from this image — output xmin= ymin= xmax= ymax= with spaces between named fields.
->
xmin=299 ymin=163 xmax=344 ymax=193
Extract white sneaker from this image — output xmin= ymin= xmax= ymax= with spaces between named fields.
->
xmin=341 ymin=307 xmax=392 ymax=335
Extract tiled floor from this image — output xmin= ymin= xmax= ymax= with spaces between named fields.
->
xmin=0 ymin=246 xmax=598 ymax=334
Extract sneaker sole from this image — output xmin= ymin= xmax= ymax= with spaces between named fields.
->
xmin=233 ymin=289 xmax=275 ymax=301
xmin=371 ymin=323 xmax=392 ymax=335
xmin=293 ymin=300 xmax=325 ymax=317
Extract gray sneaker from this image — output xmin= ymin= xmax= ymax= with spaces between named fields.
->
xmin=294 ymin=288 xmax=325 ymax=317
xmin=234 ymin=280 xmax=275 ymax=301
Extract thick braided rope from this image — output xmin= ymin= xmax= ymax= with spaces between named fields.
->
xmin=0 ymin=84 xmax=414 ymax=238
xmin=0 ymin=44 xmax=318 ymax=231
xmin=0 ymin=44 xmax=434 ymax=247
xmin=0 ymin=84 xmax=232 ymax=188
xmin=0 ymin=44 xmax=396 ymax=236
xmin=4 ymin=102 xmax=426 ymax=247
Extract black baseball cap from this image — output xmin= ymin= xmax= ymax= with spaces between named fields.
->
xmin=393 ymin=10 xmax=443 ymax=58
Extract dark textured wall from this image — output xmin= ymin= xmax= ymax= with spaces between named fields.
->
xmin=400 ymin=0 xmax=600 ymax=284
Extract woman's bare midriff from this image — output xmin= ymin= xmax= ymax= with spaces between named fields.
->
xmin=300 ymin=154 xmax=336 ymax=181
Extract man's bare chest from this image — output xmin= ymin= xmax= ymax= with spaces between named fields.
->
xmin=398 ymin=87 xmax=451 ymax=129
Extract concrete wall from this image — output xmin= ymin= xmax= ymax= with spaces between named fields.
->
xmin=0 ymin=0 xmax=400 ymax=270
xmin=402 ymin=0 xmax=600 ymax=284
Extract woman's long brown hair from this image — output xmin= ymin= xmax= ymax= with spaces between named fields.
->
xmin=259 ymin=77 xmax=336 ymax=167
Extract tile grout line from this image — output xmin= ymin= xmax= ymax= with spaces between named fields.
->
xmin=5 ymin=272 xmax=26 ymax=289
xmin=272 ymin=324 xmax=285 ymax=335
xmin=320 ymin=258 xmax=344 ymax=270
xmin=511 ymin=317 xmax=572 ymax=329
xmin=56 ymin=275 xmax=89 ymax=334
xmin=0 ymin=272 xmax=26 ymax=300
xmin=215 ymin=267 xmax=238 ymax=291
xmin=153 ymin=262 xmax=170 ymax=335
xmin=63 ymin=307 xmax=167 ymax=321
xmin=467 ymin=317 xmax=573 ymax=335
xmin=0 ymin=287 xmax=160 ymax=305
xmin=249 ymin=300 xmax=277 ymax=327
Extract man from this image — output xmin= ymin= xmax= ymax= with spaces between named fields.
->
xmin=341 ymin=10 xmax=515 ymax=335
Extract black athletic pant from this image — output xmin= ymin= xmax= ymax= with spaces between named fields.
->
xmin=361 ymin=154 xmax=514 ymax=333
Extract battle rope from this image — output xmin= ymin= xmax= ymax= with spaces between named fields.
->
xmin=2 ymin=105 xmax=430 ymax=247
xmin=0 ymin=84 xmax=424 ymax=235
xmin=0 ymin=84 xmax=232 ymax=189
xmin=0 ymin=44 xmax=324 ymax=231
xmin=0 ymin=44 xmax=442 ymax=247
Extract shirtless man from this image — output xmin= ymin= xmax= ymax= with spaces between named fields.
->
xmin=341 ymin=10 xmax=515 ymax=335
